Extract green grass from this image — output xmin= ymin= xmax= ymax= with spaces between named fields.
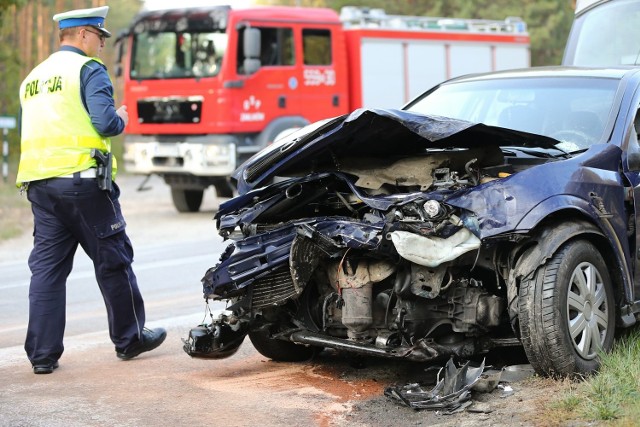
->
xmin=0 ymin=138 xmax=124 ymax=242
xmin=544 ymin=328 xmax=640 ymax=426
xmin=0 ymin=176 xmax=31 ymax=240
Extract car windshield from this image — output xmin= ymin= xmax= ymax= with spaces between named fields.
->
xmin=405 ymin=76 xmax=619 ymax=151
xmin=131 ymin=31 xmax=228 ymax=79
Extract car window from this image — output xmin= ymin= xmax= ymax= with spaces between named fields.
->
xmin=566 ymin=0 xmax=640 ymax=66
xmin=629 ymin=109 xmax=640 ymax=152
xmin=406 ymin=76 xmax=619 ymax=151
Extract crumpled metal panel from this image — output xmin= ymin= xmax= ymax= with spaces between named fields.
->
xmin=218 ymin=172 xmax=432 ymax=229
xmin=210 ymin=108 xmax=632 ymax=308
xmin=233 ymin=108 xmax=559 ymax=194
xmin=384 ymin=357 xmax=485 ymax=413
xmin=447 ymin=143 xmax=625 ymax=239
xmin=203 ymin=218 xmax=384 ymax=298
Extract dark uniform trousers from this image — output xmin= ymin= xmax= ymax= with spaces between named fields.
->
xmin=24 ymin=175 xmax=145 ymax=363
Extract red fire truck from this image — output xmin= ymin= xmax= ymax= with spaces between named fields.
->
xmin=116 ymin=5 xmax=530 ymax=212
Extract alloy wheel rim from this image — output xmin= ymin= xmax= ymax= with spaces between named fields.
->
xmin=567 ymin=261 xmax=608 ymax=360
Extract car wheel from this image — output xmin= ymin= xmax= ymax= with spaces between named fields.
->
xmin=171 ymin=188 xmax=203 ymax=212
xmin=518 ymin=239 xmax=615 ymax=377
xmin=249 ymin=328 xmax=317 ymax=362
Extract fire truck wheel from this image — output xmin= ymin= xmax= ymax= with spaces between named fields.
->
xmin=214 ymin=181 xmax=234 ymax=198
xmin=171 ymin=188 xmax=203 ymax=212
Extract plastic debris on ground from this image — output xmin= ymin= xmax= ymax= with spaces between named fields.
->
xmin=500 ymin=364 xmax=535 ymax=383
xmin=498 ymin=384 xmax=515 ymax=398
xmin=472 ymin=369 xmax=502 ymax=393
xmin=384 ymin=357 xmax=485 ymax=413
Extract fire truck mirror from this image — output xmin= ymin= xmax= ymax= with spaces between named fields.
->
xmin=244 ymin=27 xmax=261 ymax=59
xmin=243 ymin=58 xmax=261 ymax=75
xmin=242 ymin=28 xmax=262 ymax=74
xmin=114 ymin=38 xmax=124 ymax=78
xmin=116 ymin=38 xmax=124 ymax=63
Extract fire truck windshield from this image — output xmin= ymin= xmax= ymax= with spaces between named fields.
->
xmin=130 ymin=31 xmax=228 ymax=79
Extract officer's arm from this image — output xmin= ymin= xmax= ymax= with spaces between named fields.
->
xmin=81 ymin=62 xmax=125 ymax=137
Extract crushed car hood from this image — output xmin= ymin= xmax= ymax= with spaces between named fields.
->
xmin=221 ymin=108 xmax=626 ymax=243
xmin=233 ymin=108 xmax=561 ymax=194
xmin=211 ymin=108 xmax=629 ymax=302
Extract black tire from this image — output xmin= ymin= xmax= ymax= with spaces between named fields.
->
xmin=171 ymin=188 xmax=203 ymax=212
xmin=249 ymin=328 xmax=317 ymax=362
xmin=518 ymin=239 xmax=615 ymax=377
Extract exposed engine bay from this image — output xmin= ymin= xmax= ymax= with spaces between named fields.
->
xmin=182 ymin=109 xmax=622 ymax=371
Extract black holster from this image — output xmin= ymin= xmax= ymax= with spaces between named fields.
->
xmin=90 ymin=149 xmax=113 ymax=192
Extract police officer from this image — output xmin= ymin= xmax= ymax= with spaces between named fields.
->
xmin=17 ymin=6 xmax=166 ymax=374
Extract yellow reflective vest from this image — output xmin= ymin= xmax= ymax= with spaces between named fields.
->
xmin=16 ymin=50 xmax=117 ymax=186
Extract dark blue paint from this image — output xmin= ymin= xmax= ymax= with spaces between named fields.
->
xmin=208 ymin=67 xmax=640 ymax=310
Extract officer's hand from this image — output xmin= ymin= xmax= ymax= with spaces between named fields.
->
xmin=117 ymin=105 xmax=129 ymax=126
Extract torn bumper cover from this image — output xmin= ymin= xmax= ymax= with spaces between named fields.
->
xmin=182 ymin=311 xmax=248 ymax=359
xmin=202 ymin=218 xmax=384 ymax=299
xmin=385 ymin=357 xmax=485 ymax=412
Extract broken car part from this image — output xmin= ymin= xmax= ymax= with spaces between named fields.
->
xmin=185 ymin=67 xmax=640 ymax=379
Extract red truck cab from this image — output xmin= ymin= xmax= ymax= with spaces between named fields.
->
xmin=119 ymin=6 xmax=348 ymax=211
xmin=117 ymin=5 xmax=529 ymax=212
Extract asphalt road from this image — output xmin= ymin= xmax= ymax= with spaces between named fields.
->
xmin=0 ymin=174 xmax=226 ymax=350
xmin=0 ymin=174 xmax=551 ymax=427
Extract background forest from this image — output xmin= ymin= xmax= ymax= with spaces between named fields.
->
xmin=0 ymin=0 xmax=576 ymax=176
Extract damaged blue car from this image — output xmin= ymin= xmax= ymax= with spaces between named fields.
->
xmin=184 ymin=67 xmax=640 ymax=377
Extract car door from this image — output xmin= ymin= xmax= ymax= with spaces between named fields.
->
xmin=624 ymin=106 xmax=640 ymax=300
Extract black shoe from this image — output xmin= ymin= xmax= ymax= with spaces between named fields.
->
xmin=116 ymin=327 xmax=167 ymax=360
xmin=32 ymin=360 xmax=59 ymax=374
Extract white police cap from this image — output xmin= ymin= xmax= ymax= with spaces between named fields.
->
xmin=53 ymin=5 xmax=112 ymax=38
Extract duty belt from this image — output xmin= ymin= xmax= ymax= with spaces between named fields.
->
xmin=57 ymin=168 xmax=97 ymax=179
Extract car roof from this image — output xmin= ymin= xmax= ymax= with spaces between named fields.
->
xmin=443 ymin=66 xmax=640 ymax=84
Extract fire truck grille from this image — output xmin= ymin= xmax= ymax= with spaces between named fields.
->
xmin=138 ymin=97 xmax=203 ymax=124
xmin=251 ymin=267 xmax=300 ymax=308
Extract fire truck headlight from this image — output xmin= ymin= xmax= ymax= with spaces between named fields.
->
xmin=204 ymin=144 xmax=233 ymax=166
xmin=205 ymin=144 xmax=231 ymax=159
